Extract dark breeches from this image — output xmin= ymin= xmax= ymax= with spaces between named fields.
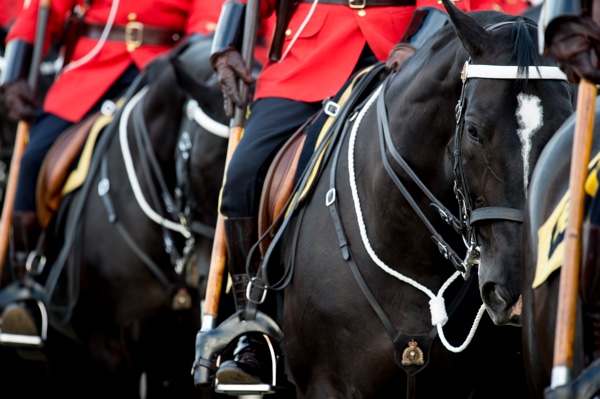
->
xmin=219 ymin=98 xmax=320 ymax=218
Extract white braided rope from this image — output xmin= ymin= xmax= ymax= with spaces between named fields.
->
xmin=345 ymin=84 xmax=485 ymax=353
xmin=118 ymin=85 xmax=191 ymax=238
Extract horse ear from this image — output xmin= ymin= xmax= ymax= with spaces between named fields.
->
xmin=441 ymin=0 xmax=491 ymax=57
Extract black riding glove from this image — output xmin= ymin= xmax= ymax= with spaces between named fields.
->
xmin=545 ymin=16 xmax=600 ymax=85
xmin=210 ymin=47 xmax=255 ymax=118
xmin=1 ymin=79 xmax=36 ymax=122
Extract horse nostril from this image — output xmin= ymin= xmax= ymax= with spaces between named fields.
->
xmin=482 ymin=282 xmax=510 ymax=310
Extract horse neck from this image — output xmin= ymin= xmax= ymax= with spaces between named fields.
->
xmin=142 ymin=68 xmax=187 ymax=167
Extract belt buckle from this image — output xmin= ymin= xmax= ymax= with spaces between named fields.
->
xmin=125 ymin=21 xmax=144 ymax=51
xmin=348 ymin=0 xmax=366 ymax=9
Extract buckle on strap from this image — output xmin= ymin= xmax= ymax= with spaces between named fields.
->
xmin=247 ymin=277 xmax=268 ymax=305
xmin=125 ymin=21 xmax=144 ymax=51
xmin=349 ymin=0 xmax=366 ymax=8
xmin=323 ymin=100 xmax=340 ymax=117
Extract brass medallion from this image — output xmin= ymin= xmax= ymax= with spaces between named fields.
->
xmin=401 ymin=340 xmax=424 ymax=366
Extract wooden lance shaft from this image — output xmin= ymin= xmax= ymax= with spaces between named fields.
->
xmin=551 ymin=79 xmax=597 ymax=388
xmin=0 ymin=0 xmax=52 ymax=279
xmin=202 ymin=0 xmax=261 ymax=327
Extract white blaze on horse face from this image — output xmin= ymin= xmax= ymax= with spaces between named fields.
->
xmin=516 ymin=93 xmax=543 ymax=195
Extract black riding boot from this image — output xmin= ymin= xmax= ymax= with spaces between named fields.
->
xmin=1 ymin=211 xmax=41 ymax=336
xmin=216 ymin=217 xmax=270 ymax=384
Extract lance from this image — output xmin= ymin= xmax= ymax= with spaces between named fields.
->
xmin=551 ymin=78 xmax=597 ymax=389
xmin=0 ymin=0 xmax=53 ymax=278
xmin=201 ymin=0 xmax=261 ymax=331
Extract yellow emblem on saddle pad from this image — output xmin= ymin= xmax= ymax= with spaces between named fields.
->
xmin=401 ymin=340 xmax=424 ymax=366
xmin=533 ymin=152 xmax=600 ymax=288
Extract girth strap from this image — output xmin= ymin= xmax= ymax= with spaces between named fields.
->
xmin=99 ymin=152 xmax=171 ymax=289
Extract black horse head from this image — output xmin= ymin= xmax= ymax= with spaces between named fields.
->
xmin=436 ymin=3 xmax=574 ymax=326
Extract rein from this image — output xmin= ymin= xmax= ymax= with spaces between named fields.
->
xmin=44 ymin=73 xmax=150 ymax=322
xmin=97 ymin=84 xmax=216 ymax=286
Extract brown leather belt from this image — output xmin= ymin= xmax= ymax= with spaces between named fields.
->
xmin=299 ymin=0 xmax=416 ymax=7
xmin=81 ymin=22 xmax=184 ymax=51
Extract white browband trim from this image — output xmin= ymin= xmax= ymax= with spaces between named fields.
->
xmin=462 ymin=61 xmax=568 ymax=82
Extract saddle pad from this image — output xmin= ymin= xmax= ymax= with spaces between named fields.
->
xmin=293 ymin=65 xmax=377 ymax=207
xmin=36 ymin=98 xmax=123 ymax=229
xmin=37 ymin=113 xmax=102 ymax=229
xmin=533 ymin=151 xmax=600 ymax=288
xmin=61 ymin=111 xmax=115 ymax=196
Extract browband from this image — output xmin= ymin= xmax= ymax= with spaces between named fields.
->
xmin=461 ymin=60 xmax=568 ymax=83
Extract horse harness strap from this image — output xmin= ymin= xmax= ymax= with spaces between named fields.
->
xmin=97 ymin=87 xmax=204 ymax=288
xmin=99 ymin=153 xmax=172 ymax=289
xmin=324 ymin=71 xmax=479 ymax=399
xmin=96 ymin=105 xmax=174 ymax=289
xmin=249 ymin=64 xmax=386 ymax=300
xmin=376 ymin=78 xmax=467 ymax=274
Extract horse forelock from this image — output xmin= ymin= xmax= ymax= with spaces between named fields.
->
xmin=511 ymin=18 xmax=543 ymax=75
xmin=488 ymin=15 xmax=545 ymax=82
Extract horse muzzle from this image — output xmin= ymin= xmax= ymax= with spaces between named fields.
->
xmin=482 ymin=282 xmax=522 ymax=326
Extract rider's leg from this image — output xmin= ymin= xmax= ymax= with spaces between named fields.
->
xmin=1 ymin=211 xmax=41 ymax=335
xmin=1 ymin=113 xmax=71 ymax=336
xmin=215 ymin=98 xmax=320 ymax=384
xmin=0 ymin=65 xmax=140 ymax=337
xmin=215 ymin=216 xmax=271 ymax=384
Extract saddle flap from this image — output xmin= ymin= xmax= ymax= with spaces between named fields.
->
xmin=36 ymin=112 xmax=101 ymax=229
xmin=258 ymin=128 xmax=306 ymax=257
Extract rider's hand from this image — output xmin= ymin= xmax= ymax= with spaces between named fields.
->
xmin=1 ymin=79 xmax=37 ymax=122
xmin=385 ymin=43 xmax=417 ymax=73
xmin=545 ymin=16 xmax=600 ymax=85
xmin=210 ymin=48 xmax=255 ymax=118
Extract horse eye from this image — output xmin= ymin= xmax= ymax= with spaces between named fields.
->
xmin=465 ymin=123 xmax=481 ymax=143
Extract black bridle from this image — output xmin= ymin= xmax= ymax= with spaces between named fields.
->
xmin=95 ymin=87 xmax=216 ymax=288
xmin=378 ymin=20 xmax=568 ymax=279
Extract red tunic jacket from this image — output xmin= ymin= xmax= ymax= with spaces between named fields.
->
xmin=240 ymin=0 xmax=530 ymax=102
xmin=0 ymin=0 xmax=23 ymax=27
xmin=6 ymin=0 xmax=223 ymax=121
